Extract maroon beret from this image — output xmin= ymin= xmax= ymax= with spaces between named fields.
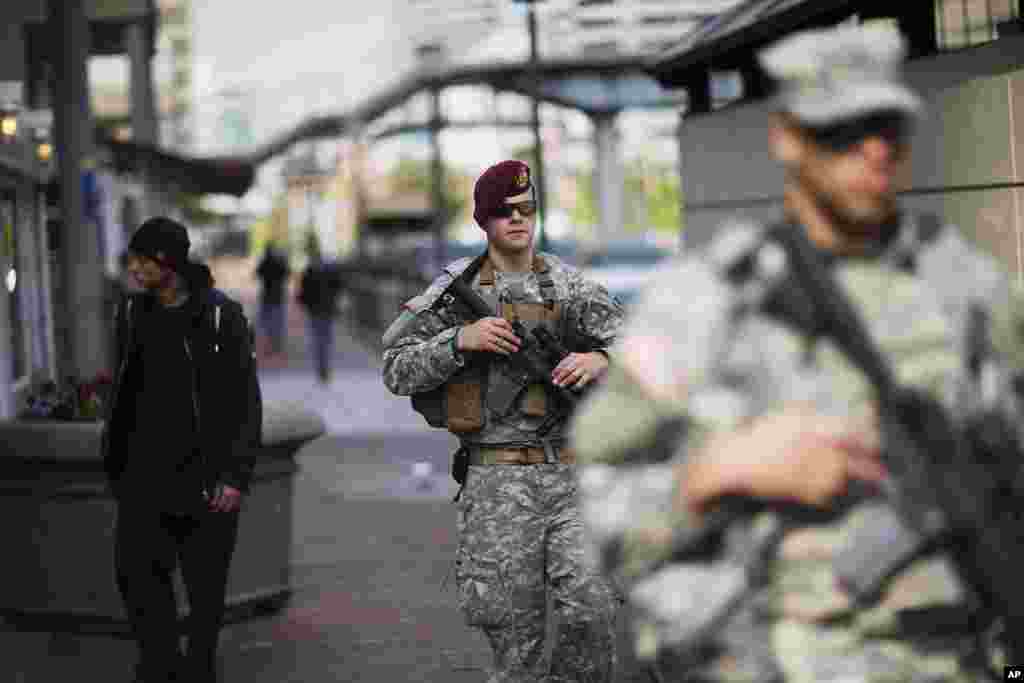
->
xmin=473 ymin=160 xmax=533 ymax=227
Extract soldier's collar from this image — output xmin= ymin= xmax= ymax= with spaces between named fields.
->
xmin=478 ymin=253 xmax=549 ymax=286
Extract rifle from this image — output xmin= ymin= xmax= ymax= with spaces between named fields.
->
xmin=654 ymin=222 xmax=1024 ymax=667
xmin=441 ymin=271 xmax=582 ymax=497
xmin=445 ymin=274 xmax=581 ymax=414
xmin=763 ymin=222 xmax=1024 ymax=664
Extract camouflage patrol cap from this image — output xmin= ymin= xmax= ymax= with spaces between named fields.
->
xmin=758 ymin=23 xmax=923 ymax=126
xmin=473 ymin=160 xmax=533 ymax=228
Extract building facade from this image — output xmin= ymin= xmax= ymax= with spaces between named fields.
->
xmin=92 ymin=0 xmax=194 ymax=151
xmin=650 ymin=0 xmax=1024 ymax=282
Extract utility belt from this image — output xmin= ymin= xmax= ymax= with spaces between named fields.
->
xmin=466 ymin=443 xmax=576 ymax=466
xmin=450 ymin=441 xmax=575 ymax=502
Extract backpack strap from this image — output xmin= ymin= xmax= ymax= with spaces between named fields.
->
xmin=120 ymin=295 xmax=138 ymax=359
xmin=214 ymin=304 xmax=221 ymax=353
xmin=533 ymin=255 xmax=557 ymax=309
xmin=479 ymin=258 xmax=496 ymax=286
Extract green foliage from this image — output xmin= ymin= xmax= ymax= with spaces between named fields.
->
xmin=568 ymin=160 xmax=684 ymax=239
xmin=625 ymin=159 xmax=683 ymax=236
xmin=570 ymin=168 xmax=598 ymax=236
xmin=389 ymin=156 xmax=468 ymax=219
xmin=171 ymin=189 xmax=222 ymax=228
xmin=644 ymin=167 xmax=684 ymax=237
xmin=507 ymin=146 xmax=539 ymax=172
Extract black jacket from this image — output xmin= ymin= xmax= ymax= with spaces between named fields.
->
xmin=101 ymin=263 xmax=262 ymax=498
xmin=297 ymin=261 xmax=343 ymax=318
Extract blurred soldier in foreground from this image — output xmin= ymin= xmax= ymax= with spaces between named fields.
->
xmin=382 ymin=160 xmax=623 ymax=682
xmin=571 ymin=24 xmax=1024 ymax=682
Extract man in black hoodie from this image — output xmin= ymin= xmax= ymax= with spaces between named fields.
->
xmin=102 ymin=216 xmax=261 ymax=683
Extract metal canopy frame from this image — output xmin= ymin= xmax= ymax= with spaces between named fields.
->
xmin=647 ymin=0 xmax=942 ymax=113
xmin=251 ymin=56 xmax=685 ymax=164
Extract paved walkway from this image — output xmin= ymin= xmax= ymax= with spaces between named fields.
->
xmin=5 ymin=271 xmax=651 ymax=682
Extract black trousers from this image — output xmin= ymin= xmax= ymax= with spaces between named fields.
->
xmin=115 ymin=503 xmax=240 ymax=680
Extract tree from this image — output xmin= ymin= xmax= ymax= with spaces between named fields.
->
xmin=568 ymin=160 xmax=683 ymax=240
xmin=388 ymin=156 xmax=469 ymax=220
xmin=569 ymin=169 xmax=598 ymax=239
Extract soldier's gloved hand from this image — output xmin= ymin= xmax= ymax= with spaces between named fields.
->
xmin=457 ymin=318 xmax=522 ymax=356
xmin=552 ymin=352 xmax=608 ymax=389
xmin=678 ymin=406 xmax=886 ymax=515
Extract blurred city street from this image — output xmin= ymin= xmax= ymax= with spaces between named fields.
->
xmin=3 ymin=2 xmax=1018 ymax=680
xmin=3 ymin=269 xmax=649 ymax=682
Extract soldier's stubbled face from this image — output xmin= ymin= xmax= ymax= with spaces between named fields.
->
xmin=484 ymin=201 xmax=536 ymax=256
xmin=772 ymin=113 xmax=911 ymax=234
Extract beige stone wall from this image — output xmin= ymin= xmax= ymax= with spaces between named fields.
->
xmin=677 ymin=34 xmax=1024 ymax=285
xmin=928 ymin=69 xmax=1023 ymax=281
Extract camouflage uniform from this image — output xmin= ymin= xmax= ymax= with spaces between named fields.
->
xmin=383 ymin=252 xmax=624 ymax=682
xmin=572 ymin=24 xmax=1024 ymax=681
xmin=571 ymin=212 xmax=1024 ymax=682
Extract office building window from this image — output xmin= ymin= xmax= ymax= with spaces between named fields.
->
xmin=936 ymin=0 xmax=1021 ymax=50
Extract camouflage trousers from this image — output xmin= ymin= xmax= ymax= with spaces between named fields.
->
xmin=455 ymin=464 xmax=618 ymax=683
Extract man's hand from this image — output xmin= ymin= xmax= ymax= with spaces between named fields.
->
xmin=206 ymin=484 xmax=244 ymax=513
xmin=552 ymin=352 xmax=609 ymax=390
xmin=457 ymin=318 xmax=521 ymax=355
xmin=678 ymin=406 xmax=886 ymax=516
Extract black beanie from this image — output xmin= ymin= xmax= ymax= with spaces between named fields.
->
xmin=129 ymin=216 xmax=191 ymax=274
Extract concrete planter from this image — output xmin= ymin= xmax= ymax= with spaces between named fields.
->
xmin=0 ymin=400 xmax=325 ymax=635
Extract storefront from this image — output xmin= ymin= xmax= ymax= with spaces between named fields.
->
xmin=0 ymin=142 xmax=55 ymax=420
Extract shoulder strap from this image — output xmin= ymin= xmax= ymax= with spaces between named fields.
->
xmin=713 ymin=224 xmax=821 ymax=346
xmin=533 ymin=255 xmax=557 ymax=309
xmin=478 ymin=257 xmax=495 ymax=286
xmin=121 ymin=295 xmax=139 ymax=357
xmin=464 ymin=251 xmax=490 ymax=285
xmin=203 ymin=289 xmax=229 ymax=354
xmin=763 ymin=222 xmax=895 ymax=393
xmin=214 ymin=304 xmax=221 ymax=353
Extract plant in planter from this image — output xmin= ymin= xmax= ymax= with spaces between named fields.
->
xmin=21 ymin=370 xmax=113 ymax=421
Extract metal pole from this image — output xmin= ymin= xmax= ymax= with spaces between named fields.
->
xmin=49 ymin=0 xmax=106 ymax=380
xmin=527 ymin=2 xmax=548 ymax=252
xmin=430 ymin=85 xmax=446 ymax=268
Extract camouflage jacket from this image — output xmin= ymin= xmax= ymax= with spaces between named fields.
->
xmin=570 ymin=213 xmax=1024 ymax=681
xmin=382 ymin=251 xmax=624 ymax=446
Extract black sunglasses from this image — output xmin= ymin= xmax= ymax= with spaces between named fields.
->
xmin=492 ymin=200 xmax=538 ymax=219
xmin=803 ymin=111 xmax=912 ymax=154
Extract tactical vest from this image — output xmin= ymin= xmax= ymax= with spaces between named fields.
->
xmin=412 ymin=254 xmax=563 ymax=433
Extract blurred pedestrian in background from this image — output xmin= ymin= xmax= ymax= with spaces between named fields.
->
xmin=297 ymin=232 xmax=343 ymax=384
xmin=104 ymin=216 xmax=261 ymax=683
xmin=254 ymin=243 xmax=291 ymax=364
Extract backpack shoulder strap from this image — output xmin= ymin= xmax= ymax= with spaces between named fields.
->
xmin=120 ymin=294 xmax=140 ymax=356
xmin=214 ymin=303 xmax=221 ymax=353
xmin=533 ymin=255 xmax=557 ymax=309
xmin=203 ymin=289 xmax=231 ymax=354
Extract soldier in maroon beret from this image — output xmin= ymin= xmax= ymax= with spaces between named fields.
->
xmin=382 ymin=160 xmax=625 ymax=681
